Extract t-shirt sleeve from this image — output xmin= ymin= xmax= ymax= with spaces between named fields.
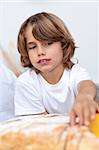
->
xmin=70 ymin=64 xmax=91 ymax=95
xmin=14 ymin=79 xmax=45 ymax=116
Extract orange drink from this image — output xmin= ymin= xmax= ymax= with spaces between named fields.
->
xmin=89 ymin=113 xmax=99 ymax=137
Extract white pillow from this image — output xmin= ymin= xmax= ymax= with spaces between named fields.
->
xmin=0 ymin=60 xmax=17 ymax=121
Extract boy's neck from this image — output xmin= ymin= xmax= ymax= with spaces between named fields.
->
xmin=40 ymin=65 xmax=64 ymax=84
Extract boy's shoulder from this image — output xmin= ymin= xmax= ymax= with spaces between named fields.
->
xmin=17 ymin=69 xmax=38 ymax=84
xmin=71 ymin=64 xmax=86 ymax=72
xmin=70 ymin=63 xmax=90 ymax=78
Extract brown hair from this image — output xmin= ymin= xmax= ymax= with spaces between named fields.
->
xmin=17 ymin=12 xmax=77 ymax=71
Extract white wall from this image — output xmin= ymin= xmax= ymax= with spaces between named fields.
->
xmin=0 ymin=0 xmax=99 ymax=83
xmin=98 ymin=3 xmax=99 ymax=83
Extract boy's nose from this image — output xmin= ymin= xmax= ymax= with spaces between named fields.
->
xmin=37 ymin=45 xmax=46 ymax=56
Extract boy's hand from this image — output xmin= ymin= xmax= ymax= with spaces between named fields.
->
xmin=70 ymin=95 xmax=99 ymax=126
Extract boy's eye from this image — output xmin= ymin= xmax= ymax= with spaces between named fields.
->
xmin=47 ymin=42 xmax=53 ymax=45
xmin=41 ymin=41 xmax=53 ymax=47
xmin=28 ymin=45 xmax=36 ymax=50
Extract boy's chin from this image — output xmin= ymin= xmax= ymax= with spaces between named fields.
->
xmin=39 ymin=68 xmax=53 ymax=74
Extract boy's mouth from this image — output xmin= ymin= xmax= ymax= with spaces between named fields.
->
xmin=37 ymin=59 xmax=51 ymax=64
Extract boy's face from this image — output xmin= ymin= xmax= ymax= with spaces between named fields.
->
xmin=25 ymin=25 xmax=64 ymax=74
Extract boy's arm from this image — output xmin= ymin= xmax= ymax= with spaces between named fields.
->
xmin=70 ymin=80 xmax=99 ymax=126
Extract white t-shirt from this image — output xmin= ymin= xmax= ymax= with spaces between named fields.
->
xmin=0 ymin=61 xmax=16 ymax=121
xmin=15 ymin=64 xmax=91 ymax=116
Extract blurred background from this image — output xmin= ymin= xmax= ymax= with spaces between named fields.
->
xmin=0 ymin=0 xmax=99 ymax=84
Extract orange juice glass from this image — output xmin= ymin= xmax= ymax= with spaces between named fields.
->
xmin=89 ymin=113 xmax=99 ymax=137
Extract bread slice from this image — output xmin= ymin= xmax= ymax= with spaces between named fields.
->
xmin=0 ymin=114 xmax=99 ymax=150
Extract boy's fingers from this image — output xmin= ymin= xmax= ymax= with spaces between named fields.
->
xmin=70 ymin=111 xmax=76 ymax=126
xmin=90 ymin=102 xmax=99 ymax=120
xmin=90 ymin=106 xmax=96 ymax=120
xmin=83 ymin=108 xmax=90 ymax=126
xmin=70 ymin=109 xmax=84 ymax=126
xmin=77 ymin=111 xmax=84 ymax=126
xmin=70 ymin=102 xmax=99 ymax=127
